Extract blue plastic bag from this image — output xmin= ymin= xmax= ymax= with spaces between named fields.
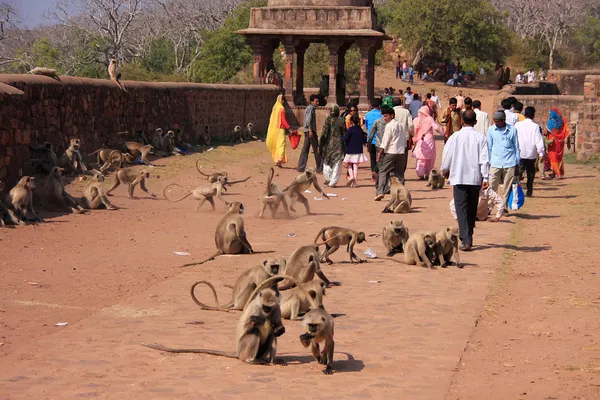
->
xmin=507 ymin=178 xmax=525 ymax=210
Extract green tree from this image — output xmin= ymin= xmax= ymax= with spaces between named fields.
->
xmin=574 ymin=16 xmax=600 ymax=65
xmin=15 ymin=38 xmax=61 ymax=71
xmin=378 ymin=0 xmax=512 ymax=64
xmin=190 ymin=0 xmax=267 ymax=83
xmin=141 ymin=37 xmax=176 ymax=74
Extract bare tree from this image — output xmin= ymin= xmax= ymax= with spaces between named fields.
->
xmin=0 ymin=1 xmax=18 ymax=41
xmin=52 ymin=0 xmax=143 ymax=62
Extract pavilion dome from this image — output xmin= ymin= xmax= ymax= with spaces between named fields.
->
xmin=267 ymin=0 xmax=372 ymax=6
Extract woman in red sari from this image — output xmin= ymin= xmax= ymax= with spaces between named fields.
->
xmin=544 ymin=107 xmax=570 ymax=179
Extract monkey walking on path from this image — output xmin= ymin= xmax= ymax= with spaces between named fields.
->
xmin=283 ymin=169 xmax=329 ymax=215
xmin=314 ymin=227 xmax=367 ymax=264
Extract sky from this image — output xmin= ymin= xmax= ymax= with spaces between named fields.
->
xmin=15 ymin=0 xmax=56 ymax=28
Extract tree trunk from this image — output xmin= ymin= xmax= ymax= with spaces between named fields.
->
xmin=412 ymin=46 xmax=424 ymax=67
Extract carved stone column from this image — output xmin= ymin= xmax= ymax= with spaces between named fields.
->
xmin=367 ymin=47 xmax=376 ymax=103
xmin=358 ymin=45 xmax=370 ymax=108
xmin=326 ymin=40 xmax=341 ymax=106
xmin=295 ymin=44 xmax=308 ymax=106
xmin=283 ymin=40 xmax=296 ymax=103
xmin=336 ymin=46 xmax=347 ymax=106
xmin=249 ymin=42 xmax=265 ymax=85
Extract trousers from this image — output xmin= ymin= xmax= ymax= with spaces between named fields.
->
xmin=519 ymin=159 xmax=536 ymax=196
xmin=297 ymin=133 xmax=322 ymax=173
xmin=453 ymin=185 xmax=480 ymax=247
xmin=489 ymin=166 xmax=516 ymax=209
xmin=376 ymin=153 xmax=406 ymax=195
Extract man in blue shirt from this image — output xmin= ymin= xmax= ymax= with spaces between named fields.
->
xmin=365 ymin=99 xmax=383 ymax=180
xmin=487 ymin=110 xmax=520 ymax=212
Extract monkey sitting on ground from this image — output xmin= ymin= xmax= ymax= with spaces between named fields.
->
xmin=28 ymin=67 xmax=60 ymax=81
xmin=190 ymin=258 xmax=282 ymax=312
xmin=232 ymin=125 xmax=243 ymax=143
xmin=123 ymin=142 xmax=155 ymax=167
xmin=0 ymin=180 xmax=24 ymax=227
xmin=280 ymin=280 xmax=326 ymax=320
xmin=435 ymin=226 xmax=461 ymax=268
xmin=164 ymin=130 xmax=183 ymax=156
xmin=314 ymin=227 xmax=367 ymax=264
xmin=163 ymin=176 xmax=227 ymax=211
xmin=427 ymin=169 xmax=445 ymax=190
xmin=80 ymin=170 xmax=118 ymax=210
xmin=88 ymin=148 xmax=134 ymax=172
xmin=403 ymin=232 xmax=440 ymax=269
xmin=382 ymin=176 xmax=411 ymax=213
xmin=141 ymin=284 xmax=286 ymax=366
xmin=107 ymin=168 xmax=157 ymax=199
xmin=29 ymin=142 xmax=58 ymax=174
xmin=35 ymin=166 xmax=85 ymax=214
xmin=61 ymin=138 xmax=88 ymax=175
xmin=195 ymin=125 xmax=212 ymax=147
xmin=283 ymin=169 xmax=330 ymax=215
xmin=8 ymin=176 xmax=40 ymax=222
xmin=279 ymin=244 xmax=332 ymax=289
xmin=246 ymin=123 xmax=259 ymax=141
xmin=382 ymin=220 xmax=410 ymax=257
xmin=259 ymin=167 xmax=290 ymax=218
xmin=300 ymin=304 xmax=335 ymax=375
xmin=181 ymin=201 xmax=254 ymax=266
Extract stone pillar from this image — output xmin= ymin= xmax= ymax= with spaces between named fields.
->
xmin=367 ymin=48 xmax=376 ymax=102
xmin=327 ymin=40 xmax=341 ymax=106
xmin=250 ymin=43 xmax=265 ymax=85
xmin=578 ymin=74 xmax=600 ymax=160
xmin=336 ymin=47 xmax=347 ymax=106
xmin=295 ymin=44 xmax=307 ymax=106
xmin=283 ymin=41 xmax=296 ymax=103
xmin=358 ymin=45 xmax=369 ymax=108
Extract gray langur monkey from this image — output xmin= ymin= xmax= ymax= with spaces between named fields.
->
xmin=8 ymin=176 xmax=40 ymax=222
xmin=163 ymin=176 xmax=227 ymax=211
xmin=428 ymin=169 xmax=445 ymax=190
xmin=81 ymin=170 xmax=118 ymax=210
xmin=279 ymin=244 xmax=333 ymax=289
xmin=382 ymin=220 xmax=410 ymax=256
xmin=283 ymin=169 xmax=330 ymax=215
xmin=382 ymin=176 xmax=411 ymax=213
xmin=314 ymin=227 xmax=367 ymax=264
xmin=61 ymin=138 xmax=88 ymax=175
xmin=106 ymin=168 xmax=157 ymax=199
xmin=435 ymin=226 xmax=461 ymax=268
xmin=259 ymin=167 xmax=290 ymax=218
xmin=403 ymin=232 xmax=439 ymax=269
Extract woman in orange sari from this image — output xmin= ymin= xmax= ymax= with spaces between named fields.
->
xmin=544 ymin=107 xmax=570 ymax=179
xmin=266 ymin=94 xmax=290 ymax=167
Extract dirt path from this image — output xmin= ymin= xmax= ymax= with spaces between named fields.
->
xmin=1 ymin=139 xmax=514 ymax=399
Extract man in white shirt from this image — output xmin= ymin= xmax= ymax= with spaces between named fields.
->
xmin=501 ymin=98 xmax=519 ymax=126
xmin=404 ymin=87 xmax=414 ymax=106
xmin=515 ymin=106 xmax=545 ymax=197
xmin=393 ymin=98 xmax=414 ymax=176
xmin=430 ymin=89 xmax=441 ymax=109
xmin=375 ymin=107 xmax=407 ymax=200
xmin=441 ymin=109 xmax=490 ymax=251
xmin=526 ymin=68 xmax=536 ymax=83
xmin=473 ymin=100 xmax=490 ymax=136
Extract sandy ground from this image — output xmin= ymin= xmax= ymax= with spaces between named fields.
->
xmin=1 ymin=71 xmax=599 ymax=399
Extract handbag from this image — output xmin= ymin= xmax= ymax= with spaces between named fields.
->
xmin=507 ymin=177 xmax=525 ymax=210
xmin=288 ymin=130 xmax=301 ymax=149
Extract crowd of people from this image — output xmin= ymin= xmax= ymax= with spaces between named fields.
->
xmin=264 ymin=87 xmax=571 ymax=252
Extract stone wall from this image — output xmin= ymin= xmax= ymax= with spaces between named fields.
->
xmin=0 ymin=75 xmax=279 ymax=187
xmin=578 ymin=75 xmax=600 ymax=160
xmin=547 ymin=70 xmax=600 ymax=95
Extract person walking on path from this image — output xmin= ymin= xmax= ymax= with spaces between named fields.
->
xmin=395 ymin=56 xmax=402 ymax=79
xmin=408 ymin=93 xmax=422 ymax=119
xmin=430 ymin=89 xmax=441 ymax=110
xmin=412 ymin=106 xmax=443 ymax=180
xmin=365 ymin=99 xmax=383 ymax=180
xmin=297 ymin=94 xmax=322 ymax=173
xmin=441 ymin=109 xmax=490 ymax=251
xmin=473 ymin=100 xmax=489 ymax=136
xmin=265 ymin=94 xmax=290 ymax=167
xmin=438 ymin=97 xmax=462 ymax=144
xmin=402 ymin=60 xmax=408 ymax=81
xmin=544 ymin=107 xmax=571 ymax=179
xmin=424 ymin=93 xmax=438 ymax=119
xmin=319 ymin=104 xmax=346 ymax=188
xmin=409 ymin=65 xmax=415 ymax=85
xmin=375 ymin=107 xmax=407 ymax=201
xmin=502 ymin=98 xmax=519 ymax=126
xmin=345 ymin=104 xmax=364 ymax=130
xmin=515 ymin=106 xmax=545 ymax=197
xmin=342 ymin=115 xmax=367 ymax=188
xmin=487 ymin=110 xmax=520 ymax=211
xmin=393 ymin=98 xmax=414 ymax=177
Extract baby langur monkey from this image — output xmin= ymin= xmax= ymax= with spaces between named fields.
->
xmin=382 ymin=176 xmax=411 ymax=213
xmin=435 ymin=226 xmax=461 ymax=268
xmin=259 ymin=167 xmax=290 ymax=218
xmin=163 ymin=175 xmax=227 ymax=211
xmin=283 ymin=169 xmax=330 ymax=215
xmin=279 ymin=244 xmax=333 ymax=289
xmin=427 ymin=169 xmax=445 ymax=190
xmin=61 ymin=138 xmax=88 ymax=175
xmin=81 ymin=170 xmax=118 ymax=210
xmin=106 ymin=168 xmax=157 ymax=199
xmin=403 ymin=232 xmax=439 ymax=269
xmin=314 ymin=227 xmax=367 ymax=264
xmin=196 ymin=158 xmax=228 ymax=183
xmin=8 ymin=176 xmax=40 ymax=222
xmin=190 ymin=258 xmax=282 ymax=312
xmin=382 ymin=220 xmax=410 ymax=257
xmin=141 ymin=283 xmax=286 ymax=366
xmin=181 ymin=201 xmax=254 ymax=267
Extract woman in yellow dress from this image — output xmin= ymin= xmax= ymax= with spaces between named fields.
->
xmin=266 ymin=94 xmax=290 ymax=167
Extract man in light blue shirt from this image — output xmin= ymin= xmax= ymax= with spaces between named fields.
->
xmin=365 ymin=99 xmax=383 ymax=179
xmin=487 ymin=110 xmax=520 ymax=212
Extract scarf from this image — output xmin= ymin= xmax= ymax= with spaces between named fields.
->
xmin=413 ymin=106 xmax=434 ymax=143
